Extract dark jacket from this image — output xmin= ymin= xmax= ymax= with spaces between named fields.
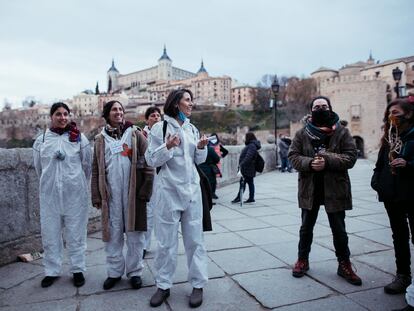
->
xmin=371 ymin=127 xmax=414 ymax=202
xmin=288 ymin=124 xmax=357 ymax=212
xmin=239 ymin=140 xmax=261 ymax=178
xmin=199 ymin=146 xmax=221 ymax=184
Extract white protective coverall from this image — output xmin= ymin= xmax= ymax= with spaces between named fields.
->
xmin=33 ymin=130 xmax=92 ymax=276
xmin=101 ymin=127 xmax=146 ymax=278
xmin=406 ymin=283 xmax=414 ymax=307
xmin=142 ymin=125 xmax=154 ymax=252
xmin=145 ymin=115 xmax=208 ymax=290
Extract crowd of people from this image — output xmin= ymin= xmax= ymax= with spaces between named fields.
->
xmin=33 ymin=91 xmax=414 ymax=310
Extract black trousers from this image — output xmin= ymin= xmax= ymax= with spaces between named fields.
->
xmin=384 ymin=200 xmax=414 ymax=276
xmin=298 ymin=204 xmax=350 ymax=262
xmin=235 ymin=176 xmax=255 ymax=201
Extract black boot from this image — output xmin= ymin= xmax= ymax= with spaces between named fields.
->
xmin=384 ymin=274 xmax=411 ymax=294
xmin=392 ymin=305 xmax=414 ymax=311
xmin=189 ymin=288 xmax=203 ymax=308
xmin=73 ymin=272 xmax=85 ymax=287
xmin=41 ymin=276 xmax=58 ymax=288
xmin=150 ymin=288 xmax=170 ymax=307
xmin=103 ymin=277 xmax=121 ymax=290
xmin=231 ymin=197 xmax=240 ymax=203
xmin=130 ymin=276 xmax=142 ymax=289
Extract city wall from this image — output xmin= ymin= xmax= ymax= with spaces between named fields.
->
xmin=0 ymin=144 xmax=276 ymax=265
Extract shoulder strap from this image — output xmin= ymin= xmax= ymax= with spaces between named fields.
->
xmin=156 ymin=120 xmax=168 ymax=174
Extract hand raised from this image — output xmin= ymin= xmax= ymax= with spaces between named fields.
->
xmin=166 ymin=133 xmax=181 ymax=150
xmin=197 ymin=134 xmax=208 ymax=149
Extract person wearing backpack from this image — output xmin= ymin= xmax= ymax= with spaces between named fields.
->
xmin=231 ymin=132 xmax=261 ymax=204
xmin=145 ymin=89 xmax=209 ymax=308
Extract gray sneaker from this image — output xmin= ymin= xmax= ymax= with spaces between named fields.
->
xmin=384 ymin=274 xmax=411 ymax=294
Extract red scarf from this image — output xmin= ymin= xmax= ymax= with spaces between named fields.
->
xmin=50 ymin=122 xmax=81 ymax=142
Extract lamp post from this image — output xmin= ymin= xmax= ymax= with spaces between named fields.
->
xmin=392 ymin=66 xmax=402 ymax=98
xmin=271 ymin=75 xmax=280 ymax=169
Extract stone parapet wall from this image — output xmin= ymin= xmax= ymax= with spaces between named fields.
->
xmin=0 ymin=144 xmax=276 ymax=265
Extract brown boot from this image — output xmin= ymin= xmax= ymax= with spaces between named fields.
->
xmin=189 ymin=288 xmax=203 ymax=308
xmin=150 ymin=288 xmax=170 ymax=307
xmin=292 ymin=258 xmax=309 ymax=278
xmin=337 ymin=260 xmax=362 ymax=286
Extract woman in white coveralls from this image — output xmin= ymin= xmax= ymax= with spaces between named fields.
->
xmin=33 ymin=102 xmax=92 ymax=288
xmin=145 ymin=89 xmax=208 ymax=308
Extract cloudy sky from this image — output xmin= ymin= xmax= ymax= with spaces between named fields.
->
xmin=1 ymin=0 xmax=412 ymax=107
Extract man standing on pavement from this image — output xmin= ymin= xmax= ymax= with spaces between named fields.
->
xmin=288 ymin=96 xmax=362 ymax=286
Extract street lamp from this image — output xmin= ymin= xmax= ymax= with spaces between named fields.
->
xmin=392 ymin=66 xmax=402 ymax=98
xmin=271 ymin=75 xmax=280 ymax=168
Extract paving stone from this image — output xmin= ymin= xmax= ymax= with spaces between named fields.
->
xmin=146 ymin=255 xmax=224 ymax=285
xmin=307 ymin=259 xmax=391 ymax=294
xmin=80 ymin=287 xmax=168 ymax=311
xmin=347 ymin=207 xmax=379 ymax=217
xmin=315 ymin=234 xmax=390 ymax=255
xmin=233 ymin=268 xmax=333 ymax=308
xmin=346 ymin=287 xmax=407 ymax=311
xmin=273 ymin=295 xmax=367 ymax=311
xmin=236 ymin=227 xmax=297 ymax=245
xmin=261 ymin=240 xmax=336 ymax=265
xmin=167 ymin=277 xmax=263 ymax=311
xmin=204 ymin=232 xmax=252 ymax=251
xmin=257 ymin=214 xmax=302 ymax=227
xmin=356 ymin=213 xmax=391 ymax=227
xmin=217 ymin=218 xmax=271 ymax=232
xmin=342 ymin=217 xmax=385 ymax=233
xmin=354 ymin=249 xmax=397 ymax=275
xmin=210 ymin=206 xmax=247 ymax=221
xmin=0 ymin=262 xmax=44 ymax=289
xmin=85 ymin=249 xmax=107 ymax=266
xmin=354 ymin=228 xmax=394 ymax=247
xmin=205 ymin=222 xmax=229 ymax=234
xmin=78 ymin=261 xmax=155 ymax=296
xmin=0 ymin=273 xmax=76 ymax=306
xmin=208 ymin=246 xmax=285 ymax=275
xmin=237 ymin=206 xmax=284 ymax=217
xmin=0 ymin=298 xmax=78 ymax=311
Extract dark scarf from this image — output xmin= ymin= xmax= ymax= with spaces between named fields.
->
xmin=305 ymin=112 xmax=339 ymax=152
xmin=105 ymin=121 xmax=134 ymax=139
xmin=50 ymin=121 xmax=81 ymax=142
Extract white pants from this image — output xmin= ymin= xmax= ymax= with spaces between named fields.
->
xmin=406 ymin=283 xmax=414 ymax=306
xmin=154 ymin=200 xmax=208 ymax=290
xmin=143 ymin=200 xmax=154 ymax=251
xmin=40 ymin=206 xmax=88 ymax=276
xmin=105 ymin=201 xmax=145 ymax=278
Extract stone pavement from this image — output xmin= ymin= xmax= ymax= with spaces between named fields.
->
xmin=0 ymin=160 xmax=408 ymax=310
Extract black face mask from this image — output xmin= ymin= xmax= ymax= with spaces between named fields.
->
xmin=311 ymin=109 xmax=332 ymax=126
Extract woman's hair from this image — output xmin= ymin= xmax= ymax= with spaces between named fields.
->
xmin=163 ymin=89 xmax=193 ymax=118
xmin=102 ymin=100 xmax=124 ymax=123
xmin=381 ymin=97 xmax=414 ymax=146
xmin=309 ymin=96 xmax=332 ymax=111
xmin=50 ymin=102 xmax=70 ymax=116
xmin=145 ymin=106 xmax=161 ymax=120
xmin=245 ymin=132 xmax=257 ymax=144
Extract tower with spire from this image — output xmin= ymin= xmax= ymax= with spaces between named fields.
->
xmin=197 ymin=59 xmax=208 ymax=77
xmin=107 ymin=59 xmax=119 ymax=93
xmin=367 ymin=50 xmax=375 ymax=65
xmin=157 ymin=45 xmax=173 ymax=81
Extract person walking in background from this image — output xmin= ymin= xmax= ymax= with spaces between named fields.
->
xmin=278 ymin=134 xmax=292 ymax=172
xmin=371 ymin=97 xmax=414 ymax=307
xmin=208 ymin=133 xmax=228 ymax=199
xmin=288 ymin=96 xmax=362 ymax=286
xmin=33 ymin=102 xmax=92 ymax=288
xmin=91 ymin=100 xmax=154 ymax=291
xmin=231 ymin=132 xmax=261 ymax=204
xmin=142 ymin=106 xmax=162 ymax=258
xmin=145 ymin=89 xmax=209 ymax=308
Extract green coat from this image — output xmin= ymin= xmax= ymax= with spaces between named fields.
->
xmin=288 ymin=124 xmax=357 ymax=213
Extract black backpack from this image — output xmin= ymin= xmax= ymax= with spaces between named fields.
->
xmin=255 ymin=153 xmax=265 ymax=173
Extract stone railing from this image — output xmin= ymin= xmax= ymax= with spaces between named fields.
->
xmin=0 ymin=144 xmax=276 ymax=265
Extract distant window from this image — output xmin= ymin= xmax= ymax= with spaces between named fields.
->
xmin=375 ymin=71 xmax=380 ymax=78
xmin=412 ymin=65 xmax=414 ymax=70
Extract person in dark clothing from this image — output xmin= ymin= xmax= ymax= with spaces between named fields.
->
xmin=278 ymin=134 xmax=292 ymax=172
xmin=288 ymin=96 xmax=362 ymax=286
xmin=371 ymin=96 xmax=414 ymax=303
xmin=231 ymin=132 xmax=261 ymax=204
xmin=205 ymin=133 xmax=228 ymax=199
xmin=199 ymin=144 xmax=221 ymax=201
